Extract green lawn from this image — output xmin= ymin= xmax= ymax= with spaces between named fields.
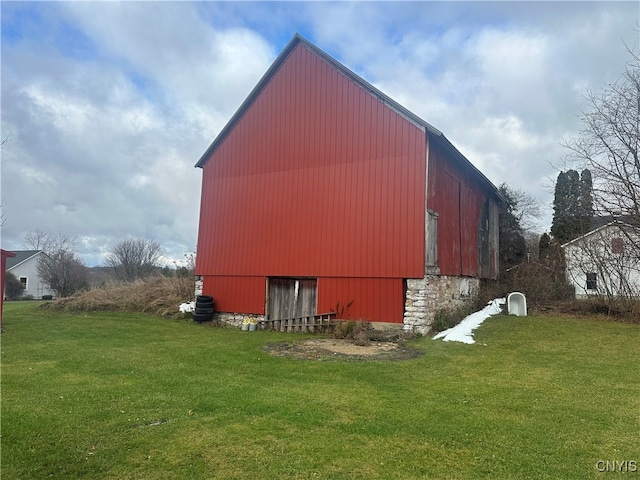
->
xmin=1 ymin=302 xmax=639 ymax=479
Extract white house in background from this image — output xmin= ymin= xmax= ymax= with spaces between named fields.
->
xmin=5 ymin=250 xmax=56 ymax=299
xmin=562 ymin=222 xmax=640 ymax=299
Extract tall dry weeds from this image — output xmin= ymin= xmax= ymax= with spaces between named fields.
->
xmin=43 ymin=276 xmax=195 ymax=317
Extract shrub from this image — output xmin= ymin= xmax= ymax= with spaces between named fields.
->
xmin=332 ymin=320 xmax=372 ymax=346
xmin=42 ymin=295 xmax=53 ymax=301
xmin=547 ymin=298 xmax=640 ymax=323
xmin=431 ymin=309 xmax=455 ymax=333
xmin=478 ymin=261 xmax=575 ymax=314
xmin=431 ymin=304 xmax=475 ymax=333
xmin=4 ymin=271 xmax=24 ymax=300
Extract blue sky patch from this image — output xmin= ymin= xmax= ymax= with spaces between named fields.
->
xmin=53 ymin=20 xmax=97 ymax=61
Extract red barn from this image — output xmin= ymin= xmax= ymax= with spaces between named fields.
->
xmin=1 ymin=249 xmax=17 ymax=327
xmin=195 ymin=34 xmax=500 ymax=333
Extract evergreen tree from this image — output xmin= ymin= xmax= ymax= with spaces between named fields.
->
xmin=551 ymin=169 xmax=593 ymax=243
xmin=578 ymin=168 xmax=594 ymax=234
xmin=538 ymin=232 xmax=551 ymax=260
xmin=498 ymin=183 xmax=527 ymax=270
xmin=565 ymin=169 xmax=581 ymax=217
xmin=551 ymin=171 xmax=570 ymax=243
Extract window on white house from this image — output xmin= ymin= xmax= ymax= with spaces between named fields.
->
xmin=611 ymin=237 xmax=624 ymax=254
xmin=19 ymin=277 xmax=27 ymax=289
xmin=585 ymin=272 xmax=597 ymax=291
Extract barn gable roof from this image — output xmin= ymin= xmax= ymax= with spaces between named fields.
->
xmin=6 ymin=250 xmax=44 ymax=270
xmin=196 ymin=33 xmax=500 ymax=199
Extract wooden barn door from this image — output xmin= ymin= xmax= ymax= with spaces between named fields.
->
xmin=267 ymin=278 xmax=317 ymax=320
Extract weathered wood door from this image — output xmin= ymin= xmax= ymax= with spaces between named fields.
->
xmin=267 ymin=278 xmax=317 ymax=320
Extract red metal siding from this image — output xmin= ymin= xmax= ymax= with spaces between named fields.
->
xmin=1 ymin=249 xmax=16 ymax=326
xmin=196 ymin=44 xmax=426 ymax=281
xmin=201 ymin=275 xmax=403 ymax=323
xmin=202 ymin=276 xmax=266 ymax=315
xmin=318 ymin=277 xmax=405 ymax=323
xmin=427 ymin=139 xmax=485 ymax=276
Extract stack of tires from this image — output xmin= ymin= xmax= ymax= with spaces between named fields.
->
xmin=192 ymin=295 xmax=215 ymax=323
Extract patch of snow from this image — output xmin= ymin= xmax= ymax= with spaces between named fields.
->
xmin=179 ymin=301 xmax=195 ymax=313
xmin=432 ymin=298 xmax=505 ymax=344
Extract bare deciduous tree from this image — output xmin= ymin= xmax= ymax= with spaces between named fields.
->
xmin=562 ymin=48 xmax=640 ymax=313
xmin=508 ymin=187 xmax=542 ymax=232
xmin=105 ymin=239 xmax=163 ymax=282
xmin=174 ymin=251 xmax=196 ymax=278
xmin=37 ymin=249 xmax=89 ymax=297
xmin=24 ymin=229 xmax=50 ymax=250
xmin=564 ymin=50 xmax=640 ymax=225
xmin=564 ymin=222 xmax=640 ymax=315
xmin=24 ymin=231 xmax=89 ymax=297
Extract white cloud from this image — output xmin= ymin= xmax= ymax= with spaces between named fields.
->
xmin=1 ymin=2 xmax=280 ymax=264
xmin=303 ymin=2 xmax=638 ymax=232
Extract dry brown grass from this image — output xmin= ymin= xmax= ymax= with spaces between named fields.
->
xmin=534 ymin=298 xmax=640 ymax=322
xmin=43 ymin=276 xmax=195 ymax=317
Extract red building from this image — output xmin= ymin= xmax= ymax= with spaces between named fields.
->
xmin=195 ymin=34 xmax=500 ymax=333
xmin=1 ymin=249 xmax=16 ymax=327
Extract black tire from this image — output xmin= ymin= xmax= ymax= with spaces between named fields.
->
xmin=196 ymin=301 xmax=215 ymax=309
xmin=195 ymin=306 xmax=214 ymax=314
xmin=192 ymin=312 xmax=214 ymax=323
xmin=196 ymin=295 xmax=214 ymax=304
xmin=196 ymin=300 xmax=215 ymax=310
xmin=196 ymin=299 xmax=215 ymax=306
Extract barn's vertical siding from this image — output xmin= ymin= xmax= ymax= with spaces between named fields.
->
xmin=196 ymin=43 xmax=426 ymax=322
xmin=196 ymin=45 xmax=426 ymax=322
xmin=202 ymin=276 xmax=266 ymax=314
xmin=317 ymin=277 xmax=405 ymax=323
xmin=197 ymin=37 xmax=500 ymax=324
xmin=426 ymin=138 xmax=488 ymax=277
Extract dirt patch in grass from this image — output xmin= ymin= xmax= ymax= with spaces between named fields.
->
xmin=263 ymin=338 xmax=423 ymax=361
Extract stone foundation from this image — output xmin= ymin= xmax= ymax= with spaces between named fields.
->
xmin=403 ymin=275 xmax=479 ymax=335
xmin=212 ymin=312 xmax=266 ymax=328
xmin=196 ymin=275 xmax=479 ymax=334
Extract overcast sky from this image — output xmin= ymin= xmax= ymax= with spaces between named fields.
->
xmin=1 ymin=1 xmax=638 ymax=267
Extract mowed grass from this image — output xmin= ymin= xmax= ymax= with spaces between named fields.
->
xmin=1 ymin=302 xmax=639 ymax=479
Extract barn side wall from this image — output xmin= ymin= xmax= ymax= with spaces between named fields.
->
xmin=195 ymin=43 xmax=427 ymax=282
xmin=403 ymin=275 xmax=480 ymax=335
xmin=426 ymin=138 xmax=498 ymax=279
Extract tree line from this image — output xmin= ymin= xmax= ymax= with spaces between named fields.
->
xmin=5 ymin=231 xmax=194 ymax=299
